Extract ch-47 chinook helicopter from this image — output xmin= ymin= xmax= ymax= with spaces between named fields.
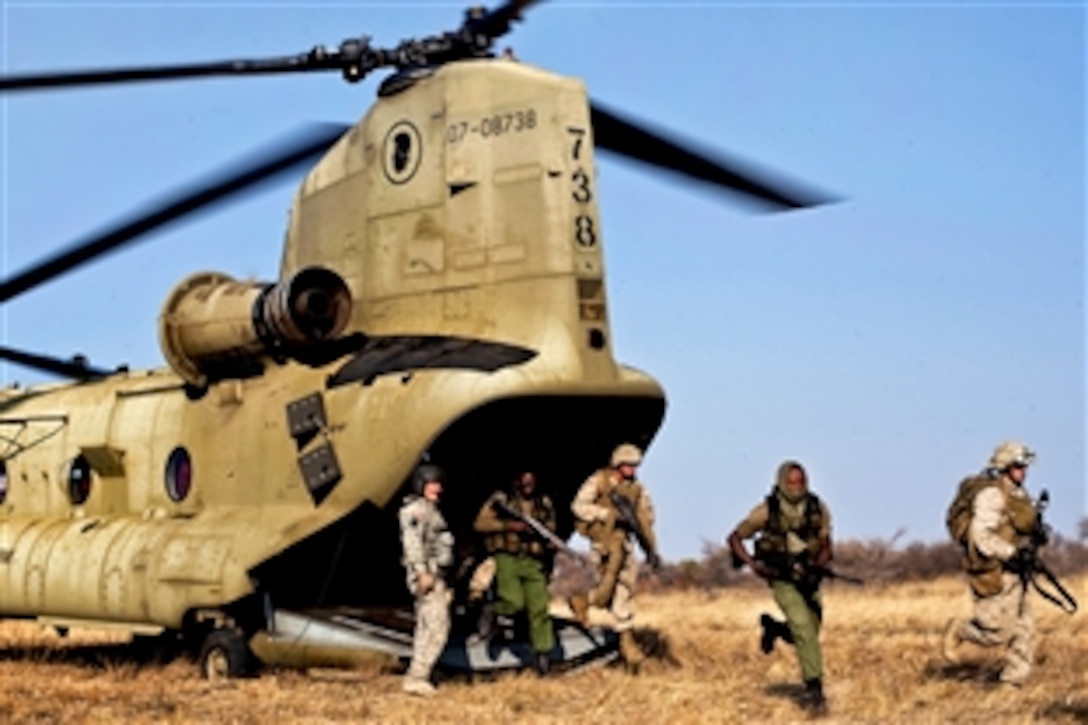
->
xmin=0 ymin=1 xmax=832 ymax=679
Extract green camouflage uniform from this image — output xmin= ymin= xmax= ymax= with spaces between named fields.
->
xmin=733 ymin=462 xmax=832 ymax=683
xmin=473 ymin=488 xmax=557 ymax=654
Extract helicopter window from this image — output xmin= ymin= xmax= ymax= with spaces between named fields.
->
xmin=0 ymin=460 xmax=7 ymax=504
xmin=68 ymin=455 xmax=92 ymax=505
xmin=165 ymin=447 xmax=192 ymax=502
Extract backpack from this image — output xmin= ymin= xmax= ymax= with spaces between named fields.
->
xmin=946 ymin=474 xmax=995 ymax=546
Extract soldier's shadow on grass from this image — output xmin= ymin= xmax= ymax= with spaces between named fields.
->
xmin=921 ymin=660 xmax=1002 ymax=685
xmin=1035 ymin=697 xmax=1088 ymax=722
xmin=763 ymin=681 xmax=808 ymax=708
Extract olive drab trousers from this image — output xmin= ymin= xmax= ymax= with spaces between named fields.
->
xmin=494 ymin=552 xmax=555 ymax=653
xmin=771 ymin=579 xmax=823 ymax=682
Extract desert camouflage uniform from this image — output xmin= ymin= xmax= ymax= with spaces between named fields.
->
xmin=399 ymin=493 xmax=454 ymax=686
xmin=571 ymin=468 xmax=657 ymax=632
xmin=950 ymin=478 xmax=1036 ymax=684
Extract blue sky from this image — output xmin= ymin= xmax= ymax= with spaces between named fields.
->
xmin=1 ymin=1 xmax=1084 ymax=559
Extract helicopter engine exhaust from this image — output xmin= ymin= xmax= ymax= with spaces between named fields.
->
xmin=158 ymin=266 xmax=353 ymax=388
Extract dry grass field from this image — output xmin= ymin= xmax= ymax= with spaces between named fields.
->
xmin=0 ymin=575 xmax=1083 ymax=724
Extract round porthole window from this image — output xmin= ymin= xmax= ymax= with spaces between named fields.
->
xmin=165 ymin=447 xmax=192 ymax=502
xmin=68 ymin=455 xmax=92 ymax=505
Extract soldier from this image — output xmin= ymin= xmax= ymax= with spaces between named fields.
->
xmin=472 ymin=470 xmax=557 ymax=675
xmin=569 ymin=443 xmax=660 ymax=672
xmin=728 ymin=460 xmax=832 ymax=717
xmin=942 ymin=440 xmax=1038 ymax=686
xmin=398 ymin=463 xmax=455 ymax=697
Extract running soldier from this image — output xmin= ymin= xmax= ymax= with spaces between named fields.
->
xmin=569 ymin=443 xmax=660 ymax=672
xmin=728 ymin=460 xmax=833 ymax=717
xmin=942 ymin=440 xmax=1039 ymax=686
xmin=398 ymin=463 xmax=455 ymax=696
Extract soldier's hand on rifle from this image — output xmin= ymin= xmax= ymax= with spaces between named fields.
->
xmin=505 ymin=520 xmax=528 ymax=533
xmin=1010 ymin=546 xmax=1035 ymax=574
xmin=751 ymin=561 xmax=773 ymax=580
xmin=417 ymin=571 xmax=436 ymax=595
xmin=647 ymin=552 xmax=662 ymax=571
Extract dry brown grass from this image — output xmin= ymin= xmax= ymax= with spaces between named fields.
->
xmin=0 ymin=576 xmax=1083 ymax=723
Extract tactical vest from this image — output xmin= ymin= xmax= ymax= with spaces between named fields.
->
xmin=574 ymin=470 xmax=643 ymax=542
xmin=484 ymin=491 xmax=555 ymax=557
xmin=965 ymin=482 xmax=1037 ymax=593
xmin=754 ymin=492 xmax=824 ymax=560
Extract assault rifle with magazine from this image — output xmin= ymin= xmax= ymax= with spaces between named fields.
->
xmin=1007 ymin=489 xmax=1077 ymax=615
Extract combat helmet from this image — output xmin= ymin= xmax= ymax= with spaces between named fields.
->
xmin=988 ymin=440 xmax=1035 ymax=471
xmin=411 ymin=463 xmax=446 ymax=494
xmin=611 ymin=443 xmax=643 ymax=468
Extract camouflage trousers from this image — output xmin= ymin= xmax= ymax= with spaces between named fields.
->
xmin=588 ymin=530 xmax=639 ymax=631
xmin=771 ymin=579 xmax=823 ymax=682
xmin=406 ymin=580 xmax=451 ymax=682
xmin=956 ymin=572 xmax=1034 ymax=683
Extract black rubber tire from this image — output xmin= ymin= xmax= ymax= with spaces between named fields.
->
xmin=198 ymin=628 xmax=254 ymax=681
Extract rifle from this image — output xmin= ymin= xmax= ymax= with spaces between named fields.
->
xmin=490 ymin=498 xmax=588 ymax=563
xmin=608 ymin=490 xmax=662 ymax=570
xmin=1011 ymin=489 xmax=1078 ymax=615
xmin=757 ymin=552 xmax=865 ymax=588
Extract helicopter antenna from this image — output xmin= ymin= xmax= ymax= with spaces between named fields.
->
xmin=0 ymin=1 xmax=544 ymax=93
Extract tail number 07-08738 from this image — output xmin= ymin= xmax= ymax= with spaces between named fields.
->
xmin=446 ymin=109 xmax=538 ymax=144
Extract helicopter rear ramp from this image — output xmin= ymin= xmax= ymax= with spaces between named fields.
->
xmin=249 ymin=608 xmax=618 ymax=674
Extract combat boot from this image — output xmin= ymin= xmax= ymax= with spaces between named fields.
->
xmin=534 ymin=652 xmax=551 ymax=677
xmin=759 ymin=613 xmax=794 ymax=654
xmin=942 ymin=617 xmax=964 ymax=664
xmin=475 ymin=602 xmax=496 ymax=641
xmin=402 ymin=677 xmax=436 ymax=697
xmin=618 ymin=630 xmax=645 ymax=674
xmin=759 ymin=613 xmax=778 ymax=654
xmin=801 ymin=677 xmax=828 ymax=717
xmin=568 ymin=593 xmax=590 ymax=626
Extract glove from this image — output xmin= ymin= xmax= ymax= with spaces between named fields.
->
xmin=1009 ymin=546 xmax=1035 ymax=574
xmin=417 ymin=571 xmax=436 ymax=595
xmin=751 ymin=561 xmax=773 ymax=580
xmin=647 ymin=552 xmax=662 ymax=571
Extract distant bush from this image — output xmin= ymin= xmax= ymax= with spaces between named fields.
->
xmin=551 ymin=528 xmax=1088 ymax=597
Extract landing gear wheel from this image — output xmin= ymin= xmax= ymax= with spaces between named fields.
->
xmin=198 ymin=628 xmax=254 ymax=682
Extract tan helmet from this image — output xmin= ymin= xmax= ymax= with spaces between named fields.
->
xmin=610 ymin=443 xmax=643 ymax=468
xmin=988 ymin=440 xmax=1036 ymax=471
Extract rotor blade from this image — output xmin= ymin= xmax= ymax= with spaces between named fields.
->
xmin=589 ymin=101 xmax=833 ymax=212
xmin=0 ymin=346 xmax=113 ymax=380
xmin=479 ymin=0 xmax=547 ymax=36
xmin=0 ymin=55 xmax=324 ymax=94
xmin=0 ymin=123 xmax=349 ymax=305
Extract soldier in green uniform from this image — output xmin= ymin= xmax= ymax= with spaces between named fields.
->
xmin=473 ymin=470 xmax=557 ymax=675
xmin=728 ymin=460 xmax=833 ymax=717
